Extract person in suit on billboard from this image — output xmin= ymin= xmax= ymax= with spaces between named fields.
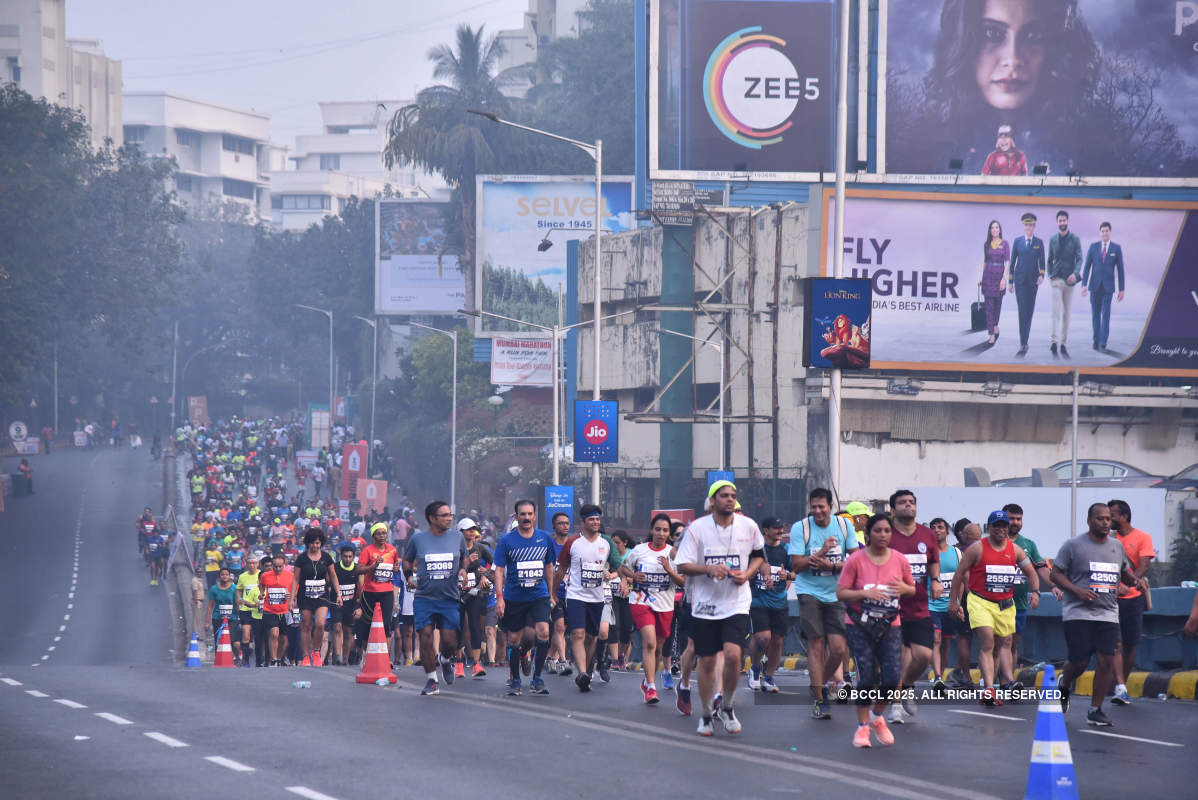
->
xmin=1007 ymin=212 xmax=1045 ymax=356
xmin=1047 ymin=210 xmax=1082 ymax=358
xmin=1081 ymin=222 xmax=1125 ymax=353
xmin=978 ymin=219 xmax=1009 ymax=345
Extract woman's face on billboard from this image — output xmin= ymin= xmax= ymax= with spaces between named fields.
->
xmin=974 ymin=0 xmax=1047 ymax=111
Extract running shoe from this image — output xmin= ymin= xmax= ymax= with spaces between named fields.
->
xmin=852 ymin=724 xmax=872 ymax=748
xmin=299 ymin=655 xmax=312 ymax=667
xmin=441 ymin=655 xmax=456 ymax=685
xmin=761 ymin=675 xmax=779 ymax=694
xmin=661 ymin=670 xmax=675 ymax=691
xmin=598 ymin=662 xmax=611 ymax=683
xmin=981 ymin=686 xmax=996 ymax=706
xmin=614 ymin=656 xmax=627 ymax=671
xmin=885 ymin=704 xmax=907 ymax=724
xmin=521 ymin=649 xmax=533 ymax=677
xmin=901 ymin=696 xmax=917 ymax=717
xmin=1060 ymin=685 xmax=1071 ymax=714
xmin=558 ymin=660 xmax=573 ymax=677
xmin=547 ymin=658 xmax=560 ymax=675
xmin=696 ymin=715 xmax=714 ymax=736
xmin=811 ymin=700 xmax=831 ymax=720
xmin=712 ymin=692 xmax=723 ymax=714
xmin=507 ymin=678 xmax=522 ymax=696
xmin=575 ymin=673 xmax=592 ymax=693
xmin=870 ymin=715 xmax=895 ymax=746
xmin=748 ymin=664 xmax=762 ymax=691
xmin=1111 ymin=686 xmax=1131 ymax=706
xmin=529 ymin=677 xmax=548 ymax=695
xmin=310 ymin=651 xmax=323 ymax=668
xmin=834 ymin=679 xmax=851 ymax=704
xmin=150 ymin=579 xmax=158 ymax=586
xmin=1086 ymin=707 xmax=1114 ymax=727
xmin=472 ymin=661 xmax=487 ymax=678
xmin=421 ymin=678 xmax=440 ymax=696
xmin=717 ymin=707 xmax=742 ymax=734
xmin=931 ymin=677 xmax=947 ymax=692
xmin=676 ymin=685 xmax=693 ymax=716
xmin=645 ymin=686 xmax=659 ymax=705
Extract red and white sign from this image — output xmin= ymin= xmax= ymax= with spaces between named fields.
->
xmin=582 ymin=419 xmax=609 ymax=445
xmin=357 ymin=479 xmax=388 ymax=515
xmin=340 ymin=441 xmax=368 ymax=500
xmin=490 ymin=337 xmax=553 ymax=386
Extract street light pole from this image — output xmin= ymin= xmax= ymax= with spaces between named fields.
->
xmin=354 ymin=315 xmax=379 ymax=473
xmin=829 ymin=0 xmax=851 ymax=500
xmin=652 ymin=328 xmax=725 ymax=471
xmin=467 ymin=109 xmax=603 ymax=504
xmin=295 ymin=304 xmax=334 ymax=447
xmin=410 ymin=322 xmax=458 ymax=513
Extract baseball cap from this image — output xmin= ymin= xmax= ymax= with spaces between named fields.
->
xmin=457 ymin=517 xmax=480 ymax=531
xmin=845 ymin=501 xmax=870 ymax=517
xmin=708 ymin=479 xmax=737 ymax=499
xmin=987 ymin=510 xmax=1011 ymax=525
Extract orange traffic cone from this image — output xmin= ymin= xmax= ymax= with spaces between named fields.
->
xmin=214 ymin=622 xmax=234 ymax=668
xmin=356 ymin=602 xmax=397 ymax=684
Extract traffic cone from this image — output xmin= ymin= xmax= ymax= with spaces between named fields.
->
xmin=185 ymin=632 xmax=202 ymax=668
xmin=356 ymin=602 xmax=397 ymax=684
xmin=214 ymin=622 xmax=235 ymax=668
xmin=1024 ymin=665 xmax=1079 ymax=800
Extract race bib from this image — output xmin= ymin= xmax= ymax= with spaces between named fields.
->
xmin=206 ymin=556 xmax=217 ymax=567
xmin=516 ymin=560 xmax=543 ymax=588
xmin=580 ymin=560 xmax=605 ymax=589
xmin=984 ymin=564 xmax=1016 ymax=594
xmin=860 ymin=583 xmax=900 ymax=620
xmin=148 ymin=542 xmax=159 ymax=552
xmin=462 ymin=572 xmax=477 ymax=589
xmin=339 ymin=583 xmax=355 ymax=601
xmin=703 ymin=553 xmax=741 ymax=571
xmin=753 ymin=565 xmax=785 ymax=590
xmin=939 ymin=570 xmax=955 ymax=589
xmin=373 ymin=561 xmax=394 ymax=584
xmin=266 ymin=587 xmax=287 ymax=606
xmin=304 ymin=579 xmax=325 ymax=599
xmin=905 ymin=553 xmax=927 ymax=581
xmin=424 ymin=552 xmax=455 ymax=581
xmin=1089 ymin=561 xmax=1120 ymax=594
xmin=217 ymin=603 xmax=233 ymax=618
xmin=638 ymin=565 xmax=670 ymax=592
xmin=812 ymin=545 xmax=842 ymax=578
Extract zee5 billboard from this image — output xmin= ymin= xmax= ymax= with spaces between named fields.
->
xmin=651 ymin=0 xmax=836 ymax=179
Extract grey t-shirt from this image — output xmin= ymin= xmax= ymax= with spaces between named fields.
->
xmin=1054 ymin=533 xmax=1129 ymax=623
xmin=403 ymin=529 xmax=468 ymax=602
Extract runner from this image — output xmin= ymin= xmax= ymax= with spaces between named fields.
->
xmin=885 ymin=489 xmax=941 ymax=724
xmin=332 ymin=544 xmax=359 ymax=666
xmin=547 ymin=511 xmax=573 ymax=676
xmin=145 ymin=526 xmax=168 ymax=587
xmin=403 ymin=501 xmax=469 ymax=696
xmin=1051 ymin=503 xmax=1138 ymax=727
xmin=204 ymin=567 xmax=237 ymax=648
xmin=788 ymin=488 xmax=857 ymax=719
xmin=620 ymin=513 xmax=684 ymax=704
xmin=354 ymin=522 xmax=401 ymax=663
xmin=290 ymin=528 xmax=340 ymax=667
xmin=947 ymin=510 xmax=1040 ymax=706
xmin=552 ymin=504 xmax=620 ymax=692
xmin=1108 ymin=498 xmax=1154 ymax=706
xmin=457 ymin=518 xmax=493 ymax=678
xmin=836 ymin=514 xmax=915 ymax=748
xmin=927 ymin=517 xmax=957 ymax=690
xmin=1002 ymin=503 xmax=1051 ymax=684
xmin=946 ymin=520 xmax=982 ymax=687
xmin=235 ymin=555 xmax=262 ymax=667
xmin=674 ymin=480 xmax=765 ymax=736
xmin=747 ymin=516 xmax=791 ymax=696
xmin=493 ymin=499 xmax=558 ymax=696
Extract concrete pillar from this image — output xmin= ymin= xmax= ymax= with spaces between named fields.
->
xmin=659 ymin=227 xmax=694 ymax=507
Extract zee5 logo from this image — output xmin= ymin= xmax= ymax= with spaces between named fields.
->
xmin=703 ymin=26 xmax=821 ymax=149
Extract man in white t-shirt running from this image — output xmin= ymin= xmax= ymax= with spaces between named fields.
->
xmin=675 ymin=480 xmax=765 ymax=736
xmin=552 ymin=504 xmax=619 ymax=692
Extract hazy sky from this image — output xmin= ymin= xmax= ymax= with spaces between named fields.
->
xmin=68 ymin=0 xmax=531 ymax=147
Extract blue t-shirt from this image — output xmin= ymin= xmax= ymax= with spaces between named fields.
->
xmin=552 ymin=536 xmax=568 ymax=599
xmin=787 ymin=516 xmax=857 ymax=603
xmin=402 ymin=529 xmax=468 ymax=602
xmin=494 ymin=529 xmax=556 ymax=602
xmin=751 ymin=542 xmax=790 ymax=610
xmin=928 ymin=544 xmax=960 ymax=613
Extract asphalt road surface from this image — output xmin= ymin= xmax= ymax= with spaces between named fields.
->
xmin=2 ymin=450 xmax=1195 ymax=800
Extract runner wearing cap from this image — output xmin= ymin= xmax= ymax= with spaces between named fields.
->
xmin=457 ymin=517 xmax=493 ymax=678
xmin=354 ymin=521 xmax=401 ymax=663
xmin=845 ymin=501 xmax=871 ymax=547
xmin=675 ymin=480 xmax=765 ymax=736
xmin=948 ymin=509 xmax=1040 ymax=706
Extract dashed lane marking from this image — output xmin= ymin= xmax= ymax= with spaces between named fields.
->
xmin=1 ymin=678 xmax=22 ymax=686
xmin=144 ymin=731 xmax=189 ymax=748
xmin=95 ymin=712 xmax=133 ymax=725
xmin=54 ymin=699 xmax=87 ymax=709
xmin=948 ymin=710 xmax=1025 ymax=722
xmin=205 ymin=756 xmax=254 ymax=772
xmin=286 ymin=787 xmax=341 ymax=800
xmin=1080 ymin=730 xmax=1184 ymax=747
xmin=25 ymin=690 xmax=48 ymax=698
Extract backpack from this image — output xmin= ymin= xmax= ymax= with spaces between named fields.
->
xmin=794 ymin=515 xmax=855 ymax=554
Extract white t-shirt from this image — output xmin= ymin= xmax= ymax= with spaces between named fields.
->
xmin=626 ymin=542 xmax=676 ymax=612
xmin=563 ymin=534 xmax=612 ymax=603
xmin=674 ymin=514 xmax=764 ymax=620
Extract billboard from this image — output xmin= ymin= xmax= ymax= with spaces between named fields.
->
xmin=475 ymin=176 xmax=634 ymax=334
xmin=802 ymin=277 xmax=873 ymax=369
xmin=883 ymin=0 xmax=1198 ymax=182
xmin=187 ymin=395 xmax=209 ymax=427
xmin=375 ymin=200 xmax=466 ymax=315
xmin=651 ymin=0 xmax=836 ymax=180
xmin=356 ymin=479 xmax=388 ymax=515
xmin=821 ymin=189 xmax=1198 ymax=375
xmin=490 ymin=337 xmax=553 ymax=386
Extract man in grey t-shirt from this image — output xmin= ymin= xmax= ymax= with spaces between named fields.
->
xmin=1050 ymin=503 xmax=1136 ymax=727
xmin=403 ymin=500 xmax=469 ymax=695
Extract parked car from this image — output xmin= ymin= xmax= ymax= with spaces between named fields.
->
xmin=991 ymin=459 xmax=1163 ymax=488
xmin=1150 ymin=464 xmax=1198 ymax=492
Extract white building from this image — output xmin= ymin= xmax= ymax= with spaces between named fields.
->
xmin=122 ymin=91 xmax=282 ymax=222
xmin=0 ymin=0 xmax=121 ymax=149
xmin=495 ymin=0 xmax=590 ymax=97
xmin=269 ymin=99 xmax=447 ymax=231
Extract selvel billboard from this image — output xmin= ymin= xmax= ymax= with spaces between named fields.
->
xmin=821 ymin=189 xmax=1198 ymax=375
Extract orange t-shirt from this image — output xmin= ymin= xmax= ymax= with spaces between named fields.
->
xmin=360 ymin=543 xmax=400 ymax=593
xmin=1115 ymin=527 xmax=1154 ymax=599
xmin=259 ymin=569 xmax=292 ymax=613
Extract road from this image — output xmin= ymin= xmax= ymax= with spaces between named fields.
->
xmin=1 ymin=451 xmax=1195 ymax=799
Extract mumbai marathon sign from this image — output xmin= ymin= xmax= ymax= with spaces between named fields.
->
xmin=375 ymin=200 xmax=466 ymax=315
xmin=490 ymin=337 xmax=553 ymax=386
xmin=822 ymin=189 xmax=1198 ymax=375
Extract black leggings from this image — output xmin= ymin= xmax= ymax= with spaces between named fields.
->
xmin=844 ymin=623 xmax=903 ymax=707
xmin=460 ymin=593 xmax=485 ymax=651
xmin=611 ymin=596 xmax=634 ymax=645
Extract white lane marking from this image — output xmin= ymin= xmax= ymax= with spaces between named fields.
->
xmin=286 ymin=788 xmax=341 ymax=800
xmin=144 ymin=731 xmax=189 ymax=748
xmin=54 ymin=699 xmax=87 ymax=709
xmin=47 ymin=646 xmax=55 ymax=652
xmin=40 ymin=655 xmax=49 ymax=661
xmin=1 ymin=678 xmax=22 ymax=686
xmin=54 ymin=636 xmax=61 ymax=642
xmin=58 ymin=625 xmax=66 ymax=632
xmin=95 ymin=712 xmax=133 ymax=725
xmin=948 ymin=709 xmax=1025 ymax=722
xmin=1080 ymin=730 xmax=1184 ymax=747
xmin=67 ymin=604 xmax=73 ymax=610
xmin=205 ymin=756 xmax=255 ymax=772
xmin=74 ymin=735 xmax=89 ymax=741
xmin=68 ymin=593 xmax=74 ymax=599
xmin=25 ymin=690 xmax=49 ymax=698
xmin=63 ymin=614 xmax=70 ymax=621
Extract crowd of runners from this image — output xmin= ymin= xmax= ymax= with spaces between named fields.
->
xmin=139 ymin=417 xmax=1161 ymax=750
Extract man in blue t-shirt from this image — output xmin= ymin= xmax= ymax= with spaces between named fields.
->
xmin=493 ymin=499 xmax=557 ymax=695
xmin=403 ymin=500 xmax=468 ymax=696
xmin=788 ymin=487 xmax=858 ymax=720
xmin=748 ymin=517 xmax=793 ymax=694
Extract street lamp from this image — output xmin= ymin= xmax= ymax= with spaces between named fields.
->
xmin=409 ymin=321 xmax=458 ymax=514
xmin=354 ymin=315 xmax=378 ymax=472
xmin=459 ymin=306 xmax=641 ymax=487
xmin=468 ymin=109 xmax=603 ymax=504
xmin=651 ymin=328 xmax=725 ymax=471
xmin=177 ymin=339 xmax=224 ymax=426
xmin=295 ymin=303 xmax=334 ymax=448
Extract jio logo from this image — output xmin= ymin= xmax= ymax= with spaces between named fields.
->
xmin=583 ymin=420 xmax=609 ymax=445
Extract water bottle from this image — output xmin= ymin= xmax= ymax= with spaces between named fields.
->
xmin=375 ymin=678 xmax=390 ymax=687
xmin=292 ymin=680 xmax=311 ymax=689
xmin=1181 ymin=581 xmax=1197 ymax=589
xmin=1157 ymin=693 xmax=1167 ymax=701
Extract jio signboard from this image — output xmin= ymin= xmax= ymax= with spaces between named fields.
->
xmin=574 ymin=401 xmax=619 ymax=464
